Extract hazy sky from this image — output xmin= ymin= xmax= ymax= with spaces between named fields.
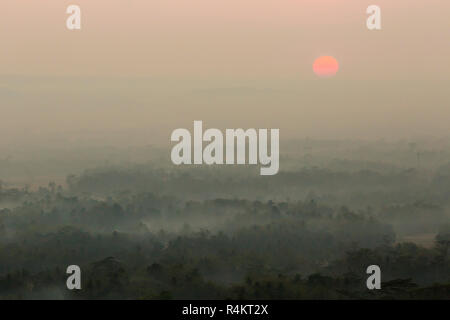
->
xmin=1 ymin=0 xmax=449 ymax=146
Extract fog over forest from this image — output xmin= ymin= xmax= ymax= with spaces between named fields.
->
xmin=0 ymin=139 xmax=449 ymax=299
xmin=1 ymin=0 xmax=449 ymax=300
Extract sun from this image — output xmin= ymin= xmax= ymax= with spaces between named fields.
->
xmin=313 ymin=56 xmax=339 ymax=77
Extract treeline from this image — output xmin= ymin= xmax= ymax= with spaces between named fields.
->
xmin=1 ymin=158 xmax=450 ymax=300
xmin=64 ymin=164 xmax=450 ymax=207
xmin=0 ymin=180 xmax=449 ymax=299
xmin=0 ymin=230 xmax=448 ymax=299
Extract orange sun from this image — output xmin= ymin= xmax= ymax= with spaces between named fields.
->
xmin=313 ymin=56 xmax=339 ymax=77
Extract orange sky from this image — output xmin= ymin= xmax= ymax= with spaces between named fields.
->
xmin=1 ymin=0 xmax=448 ymax=78
xmin=1 ymin=0 xmax=449 ymax=145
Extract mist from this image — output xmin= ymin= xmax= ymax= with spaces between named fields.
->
xmin=1 ymin=0 xmax=449 ymax=300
